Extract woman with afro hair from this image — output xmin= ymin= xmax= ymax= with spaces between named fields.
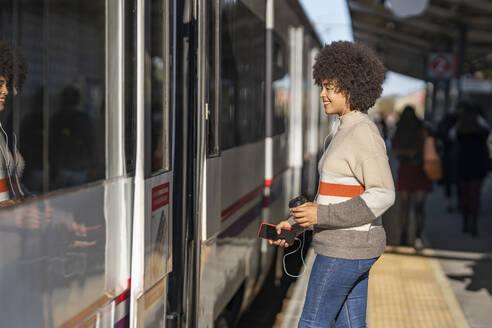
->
xmin=0 ymin=41 xmax=27 ymax=206
xmin=271 ymin=41 xmax=395 ymax=327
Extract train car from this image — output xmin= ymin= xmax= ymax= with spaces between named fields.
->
xmin=0 ymin=1 xmax=135 ymax=327
xmin=0 ymin=0 xmax=327 ymax=327
xmin=192 ymin=0 xmax=326 ymax=326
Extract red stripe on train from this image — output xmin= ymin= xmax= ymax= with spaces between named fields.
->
xmin=115 ymin=279 xmax=131 ymax=305
xmin=221 ymin=185 xmax=263 ymax=222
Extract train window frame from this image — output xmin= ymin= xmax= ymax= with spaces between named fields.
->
xmin=106 ymin=0 xmax=136 ymax=179
xmin=206 ymin=0 xmax=221 ymax=158
xmin=272 ymin=32 xmax=289 ymax=137
xmin=219 ymin=0 xmax=266 ymax=151
xmin=124 ymin=0 xmax=138 ymax=176
xmin=147 ymin=0 xmax=173 ymax=177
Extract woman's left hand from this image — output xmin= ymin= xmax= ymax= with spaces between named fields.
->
xmin=290 ymin=202 xmax=318 ymax=227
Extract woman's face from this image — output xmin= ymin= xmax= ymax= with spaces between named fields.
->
xmin=320 ymin=79 xmax=350 ymax=116
xmin=0 ymin=75 xmax=8 ymax=111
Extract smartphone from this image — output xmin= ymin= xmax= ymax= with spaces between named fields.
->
xmin=258 ymin=222 xmax=296 ymax=245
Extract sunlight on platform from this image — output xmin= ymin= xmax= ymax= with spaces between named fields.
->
xmin=368 ymin=246 xmax=468 ymax=328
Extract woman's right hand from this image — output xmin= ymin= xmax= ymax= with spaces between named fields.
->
xmin=269 ymin=220 xmax=292 ymax=248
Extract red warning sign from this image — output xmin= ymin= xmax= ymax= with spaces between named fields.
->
xmin=428 ymin=53 xmax=456 ymax=79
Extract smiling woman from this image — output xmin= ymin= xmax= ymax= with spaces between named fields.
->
xmin=0 ymin=42 xmax=27 ymax=102
xmin=0 ymin=42 xmax=26 ymax=205
xmin=272 ymin=41 xmax=394 ymax=328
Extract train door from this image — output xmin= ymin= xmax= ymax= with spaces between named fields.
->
xmin=198 ymin=0 xmax=222 ymax=324
xmin=198 ymin=1 xmax=268 ymax=326
xmin=129 ymin=0 xmax=176 ymax=327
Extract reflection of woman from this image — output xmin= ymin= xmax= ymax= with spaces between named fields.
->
xmin=272 ymin=42 xmax=394 ymax=327
xmin=392 ymin=106 xmax=431 ymax=250
xmin=0 ymin=42 xmax=26 ymax=206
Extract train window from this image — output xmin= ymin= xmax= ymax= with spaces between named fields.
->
xmin=0 ymin=1 xmax=105 ymax=197
xmin=272 ymin=35 xmax=289 ymax=136
xmin=149 ymin=0 xmax=171 ymax=174
xmin=206 ymin=0 xmax=220 ymax=157
xmin=220 ymin=0 xmax=265 ymax=150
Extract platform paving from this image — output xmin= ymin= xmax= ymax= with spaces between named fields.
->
xmin=274 ymin=245 xmax=468 ymax=328
xmin=424 ymin=174 xmax=492 ymax=328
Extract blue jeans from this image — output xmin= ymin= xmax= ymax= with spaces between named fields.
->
xmin=298 ymin=255 xmax=378 ymax=328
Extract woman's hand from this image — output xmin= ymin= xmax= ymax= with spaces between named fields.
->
xmin=269 ymin=220 xmax=292 ymax=248
xmin=290 ymin=202 xmax=318 ymax=227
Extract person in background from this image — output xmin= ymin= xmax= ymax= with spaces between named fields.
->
xmin=50 ymin=85 xmax=95 ymax=189
xmin=272 ymin=41 xmax=394 ymax=328
xmin=436 ymin=110 xmax=459 ymax=212
xmin=451 ymin=103 xmax=490 ymax=236
xmin=392 ymin=105 xmax=431 ymax=251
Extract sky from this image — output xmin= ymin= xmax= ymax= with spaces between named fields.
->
xmin=299 ymin=0 xmax=426 ymax=97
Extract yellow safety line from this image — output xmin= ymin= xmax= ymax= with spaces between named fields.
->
xmin=425 ymin=248 xmax=470 ymax=328
xmin=368 ymin=246 xmax=469 ymax=328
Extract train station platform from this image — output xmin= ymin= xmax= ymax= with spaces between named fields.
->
xmin=268 ymin=174 xmax=492 ymax=328
xmin=274 ymin=246 xmax=467 ymax=328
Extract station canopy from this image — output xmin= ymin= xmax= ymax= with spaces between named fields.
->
xmin=348 ymin=0 xmax=492 ymax=81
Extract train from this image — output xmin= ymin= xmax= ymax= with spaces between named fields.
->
xmin=0 ymin=0 xmax=336 ymax=327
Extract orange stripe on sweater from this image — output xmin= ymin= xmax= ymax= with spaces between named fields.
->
xmin=0 ymin=179 xmax=8 ymax=193
xmin=319 ymin=182 xmax=365 ymax=198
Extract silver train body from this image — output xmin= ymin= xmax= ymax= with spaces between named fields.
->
xmin=0 ymin=0 xmax=335 ymax=327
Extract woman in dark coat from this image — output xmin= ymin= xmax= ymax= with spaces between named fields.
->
xmin=453 ymin=104 xmax=490 ymax=236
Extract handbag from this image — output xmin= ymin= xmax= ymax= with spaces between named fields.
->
xmin=423 ymin=136 xmax=442 ymax=180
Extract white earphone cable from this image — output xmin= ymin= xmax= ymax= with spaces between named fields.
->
xmin=282 ymin=230 xmax=307 ymax=278
xmin=282 ymin=162 xmax=325 ymax=278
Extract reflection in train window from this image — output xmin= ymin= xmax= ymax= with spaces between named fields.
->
xmin=273 ymin=34 xmax=290 ymax=136
xmin=220 ymin=0 xmax=265 ymax=150
xmin=150 ymin=0 xmax=171 ymax=174
xmin=0 ymin=1 xmax=105 ymax=197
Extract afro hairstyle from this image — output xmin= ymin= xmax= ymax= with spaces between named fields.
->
xmin=313 ymin=41 xmax=386 ymax=113
xmin=0 ymin=41 xmax=27 ymax=92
